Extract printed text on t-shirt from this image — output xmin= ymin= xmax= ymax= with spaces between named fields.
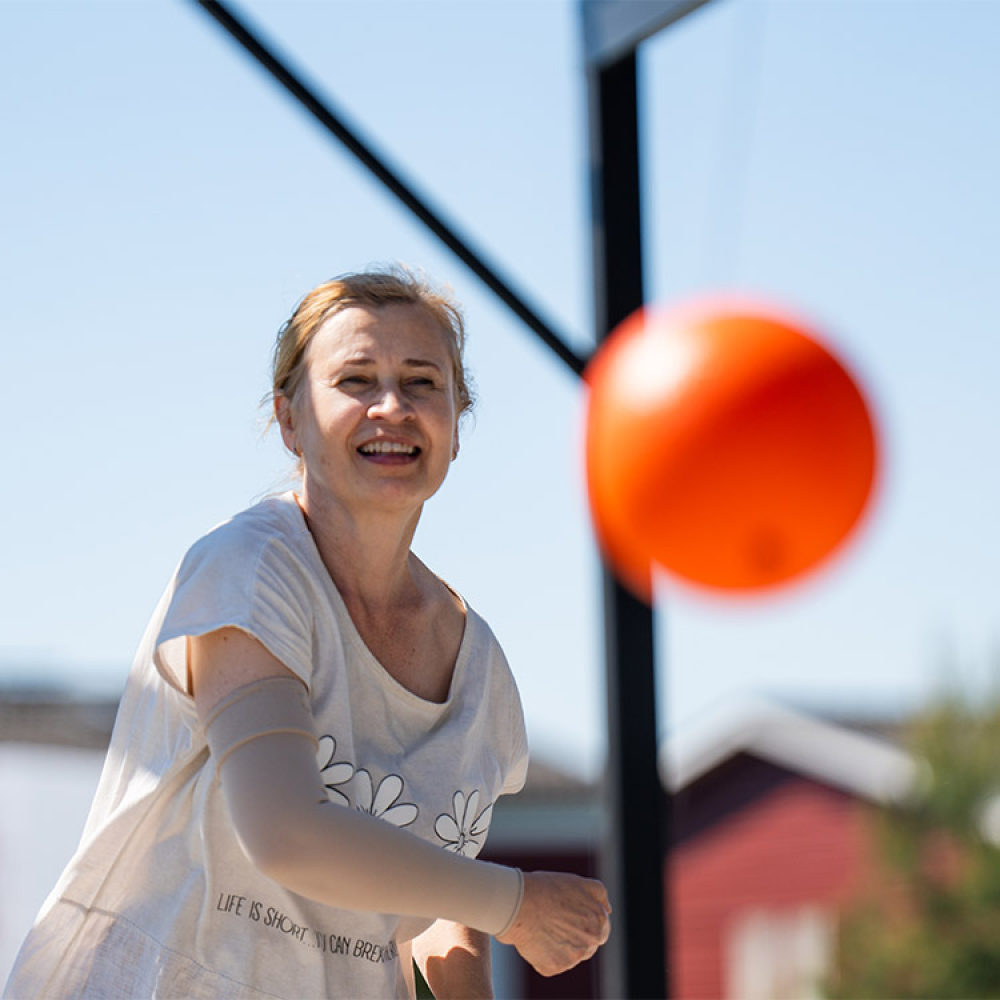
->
xmin=216 ymin=891 xmax=398 ymax=964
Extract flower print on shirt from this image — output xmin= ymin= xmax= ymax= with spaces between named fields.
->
xmin=354 ymin=769 xmax=419 ymax=828
xmin=435 ymin=789 xmax=493 ymax=857
xmin=316 ymin=735 xmax=354 ymax=806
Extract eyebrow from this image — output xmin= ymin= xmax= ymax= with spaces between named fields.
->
xmin=339 ymin=356 xmax=444 ymax=372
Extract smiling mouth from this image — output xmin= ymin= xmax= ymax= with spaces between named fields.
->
xmin=357 ymin=441 xmax=421 ymax=458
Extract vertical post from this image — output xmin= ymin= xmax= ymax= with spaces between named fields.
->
xmin=587 ymin=52 xmax=669 ymax=999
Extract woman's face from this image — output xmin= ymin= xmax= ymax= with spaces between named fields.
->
xmin=278 ymin=303 xmax=460 ymax=518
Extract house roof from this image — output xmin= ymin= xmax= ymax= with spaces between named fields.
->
xmin=660 ymin=697 xmax=920 ymax=805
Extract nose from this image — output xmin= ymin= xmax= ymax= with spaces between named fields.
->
xmin=367 ymin=382 xmax=414 ymax=421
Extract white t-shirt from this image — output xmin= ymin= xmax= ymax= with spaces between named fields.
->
xmin=4 ymin=494 xmax=529 ymax=999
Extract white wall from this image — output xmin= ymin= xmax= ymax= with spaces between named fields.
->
xmin=0 ymin=744 xmax=105 ymax=987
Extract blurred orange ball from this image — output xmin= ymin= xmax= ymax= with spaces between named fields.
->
xmin=584 ymin=299 xmax=880 ymax=599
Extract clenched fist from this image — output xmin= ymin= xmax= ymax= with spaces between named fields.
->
xmin=496 ymin=871 xmax=611 ymax=977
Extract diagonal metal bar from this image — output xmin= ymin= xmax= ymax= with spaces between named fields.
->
xmin=189 ymin=0 xmax=589 ymax=377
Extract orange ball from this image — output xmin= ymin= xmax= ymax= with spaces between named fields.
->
xmin=584 ymin=299 xmax=880 ymax=599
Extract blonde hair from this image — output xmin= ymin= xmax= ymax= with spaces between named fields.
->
xmin=270 ymin=266 xmax=476 ymax=420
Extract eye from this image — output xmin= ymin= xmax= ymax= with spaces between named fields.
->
xmin=338 ymin=374 xmax=372 ymax=387
xmin=406 ymin=376 xmax=439 ymax=390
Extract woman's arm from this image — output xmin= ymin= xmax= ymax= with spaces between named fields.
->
xmin=412 ymin=922 xmax=493 ymax=1000
xmin=191 ymin=628 xmax=520 ymax=934
xmin=189 ymin=626 xmax=295 ymax=706
xmin=189 ymin=627 xmax=610 ymax=974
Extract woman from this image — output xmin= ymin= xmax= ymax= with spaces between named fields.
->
xmin=4 ymin=268 xmax=610 ymax=999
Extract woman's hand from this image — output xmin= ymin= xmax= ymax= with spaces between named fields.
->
xmin=412 ymin=921 xmax=493 ymax=1000
xmin=496 ymin=871 xmax=611 ymax=977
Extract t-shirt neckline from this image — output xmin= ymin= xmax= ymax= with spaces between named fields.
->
xmin=280 ymin=491 xmax=472 ymax=712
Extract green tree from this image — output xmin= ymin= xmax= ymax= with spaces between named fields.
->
xmin=826 ymin=689 xmax=1000 ymax=998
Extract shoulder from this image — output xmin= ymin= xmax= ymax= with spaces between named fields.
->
xmin=190 ymin=493 xmax=305 ymax=554
xmin=165 ymin=492 xmax=322 ymax=638
xmin=461 ymin=601 xmax=508 ymax=664
xmin=458 ymin=602 xmax=524 ymax=714
xmin=460 ymin=603 xmax=529 ymax=795
xmin=155 ymin=494 xmax=321 ymax=691
xmin=178 ymin=494 xmax=308 ymax=580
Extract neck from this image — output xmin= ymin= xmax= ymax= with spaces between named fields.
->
xmin=295 ymin=484 xmax=423 ymax=611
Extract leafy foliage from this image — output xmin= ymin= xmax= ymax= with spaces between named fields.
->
xmin=826 ymin=689 xmax=1000 ymax=998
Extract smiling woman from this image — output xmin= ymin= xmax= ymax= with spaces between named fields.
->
xmin=3 ymin=267 xmax=610 ymax=1000
xmin=274 ymin=295 xmax=462 ymax=523
xmin=270 ymin=268 xmax=476 ymax=439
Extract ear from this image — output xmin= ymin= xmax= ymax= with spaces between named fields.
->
xmin=451 ymin=428 xmax=460 ymax=462
xmin=274 ymin=393 xmax=299 ymax=456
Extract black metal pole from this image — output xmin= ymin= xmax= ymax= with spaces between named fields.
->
xmin=189 ymin=0 xmax=588 ymax=378
xmin=588 ymin=52 xmax=668 ymax=999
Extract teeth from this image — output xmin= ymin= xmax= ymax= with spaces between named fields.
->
xmin=359 ymin=441 xmax=418 ymax=455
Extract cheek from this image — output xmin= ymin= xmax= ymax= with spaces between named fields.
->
xmin=307 ymin=389 xmax=361 ymax=431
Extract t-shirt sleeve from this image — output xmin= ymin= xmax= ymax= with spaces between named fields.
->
xmin=473 ymin=609 xmax=530 ymax=797
xmin=502 ymin=690 xmax=530 ymax=795
xmin=153 ymin=517 xmax=315 ymax=693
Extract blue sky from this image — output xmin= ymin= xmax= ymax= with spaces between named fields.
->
xmin=2 ymin=0 xmax=998 ymax=779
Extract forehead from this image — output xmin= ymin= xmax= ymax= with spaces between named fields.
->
xmin=308 ymin=303 xmax=454 ymax=368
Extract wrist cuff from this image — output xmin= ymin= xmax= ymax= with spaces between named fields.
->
xmin=495 ymin=868 xmax=524 ymax=938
